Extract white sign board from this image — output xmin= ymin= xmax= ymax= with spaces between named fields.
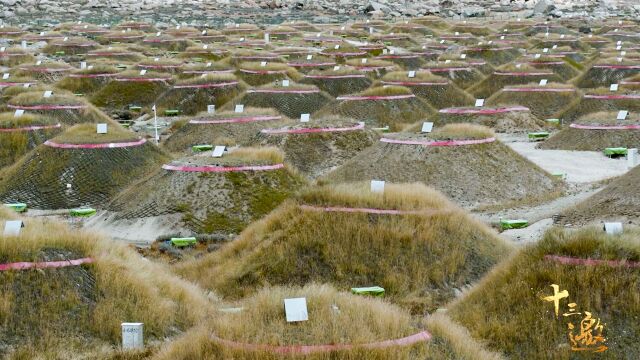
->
xmin=121 ymin=323 xmax=144 ymax=350
xmin=3 ymin=220 xmax=23 ymax=236
xmin=282 ymin=79 xmax=290 ymax=87
xmin=207 ymin=104 xmax=215 ymax=114
xmin=370 ymin=180 xmax=385 ymax=193
xmin=14 ymin=109 xmax=24 ymax=117
xmin=333 ymin=65 xmax=340 ymax=71
xmin=260 ymin=61 xmax=267 ymax=67
xmin=475 ymin=99 xmax=484 ymax=107
xmin=534 ymin=53 xmax=541 ymax=59
xmin=43 ymin=90 xmax=52 ymax=98
xmin=96 ymin=123 xmax=108 ymax=134
xmin=234 ymin=104 xmax=244 ymax=113
xmin=212 ymin=145 xmax=225 ymax=157
xmin=603 ymin=222 xmax=623 ymax=235
xmin=617 ymin=110 xmax=628 ymax=120
xmin=306 ymin=54 xmax=313 ymax=60
xmin=539 ymin=79 xmax=548 ymax=86
xmin=628 ymin=148 xmax=638 ymax=169
xmin=264 ymin=33 xmax=270 ymax=43
xmin=21 ymin=40 xmax=27 ymax=49
xmin=139 ymin=69 xmax=147 ymax=75
xmin=2 ymin=73 xmax=9 ymax=80
xmin=300 ymin=113 xmax=310 ymax=122
xmin=610 ymin=84 xmax=619 ymax=92
xmin=80 ymin=61 xmax=87 ymax=69
xmin=460 ymin=54 xmax=466 ymax=59
xmin=421 ymin=122 xmax=434 ymax=133
xmin=284 ymin=298 xmax=308 ymax=322
xmin=408 ymin=70 xmax=415 ymax=78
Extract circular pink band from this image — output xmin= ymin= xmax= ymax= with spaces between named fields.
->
xmin=377 ymin=55 xmax=419 ymax=59
xmin=380 ymin=81 xmax=448 ymax=86
xmin=261 ymin=123 xmax=364 ymax=134
xmin=247 ymin=89 xmax=320 ymax=94
xmin=210 ymin=331 xmax=431 ymax=355
xmin=288 ymin=62 xmax=337 ymax=67
xmin=0 ymin=257 xmax=94 ymax=271
xmin=0 ymin=82 xmax=33 ymax=87
xmin=528 ymin=61 xmax=565 ymax=65
xmin=545 ymin=255 xmax=640 ymax=268
xmin=19 ymin=67 xmax=72 ymax=73
xmin=336 ymin=94 xmax=415 ymax=101
xmin=240 ymin=69 xmax=288 ymax=75
xmin=303 ymin=74 xmax=366 ymax=79
xmin=173 ymin=81 xmax=239 ymax=89
xmin=182 ymin=69 xmax=234 ymax=74
xmin=422 ymin=67 xmax=472 ymax=72
xmin=162 ymin=163 xmax=284 ymax=172
xmin=300 ymin=204 xmax=450 ymax=216
xmin=114 ymin=77 xmax=171 ymax=82
xmin=380 ymin=137 xmax=496 ymax=146
xmin=0 ymin=123 xmax=61 ymax=132
xmin=493 ymin=71 xmax=553 ymax=76
xmin=570 ymin=123 xmax=640 ymax=130
xmin=8 ymin=104 xmax=86 ymax=110
xmin=189 ymin=115 xmax=282 ymax=124
xmin=439 ymin=106 xmax=529 ymax=114
xmin=593 ymin=65 xmax=640 ymax=69
xmin=465 ymin=46 xmax=514 ymax=51
xmin=68 ymin=73 xmax=118 ymax=78
xmin=138 ymin=64 xmax=182 ymax=69
xmin=584 ymin=94 xmax=640 ymax=99
xmin=87 ymin=52 xmax=135 ymax=56
xmin=319 ymin=51 xmax=367 ymax=57
xmin=502 ymin=87 xmax=575 ymax=92
xmin=44 ymin=138 xmax=146 ymax=149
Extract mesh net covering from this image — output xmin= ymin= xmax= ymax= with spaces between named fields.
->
xmin=223 ymin=84 xmax=333 ymax=119
xmin=462 ymin=46 xmax=521 ymax=66
xmin=155 ymin=75 xmax=246 ymax=115
xmin=254 ymin=118 xmax=379 ymax=179
xmin=108 ymin=154 xmax=305 ymax=235
xmin=539 ymin=111 xmax=640 ymax=151
xmin=0 ymin=141 xmax=167 ymax=209
xmin=467 ymin=64 xmax=563 ymax=99
xmin=486 ymin=84 xmax=576 ymax=119
xmin=316 ymin=87 xmax=436 ymax=131
xmin=55 ymin=66 xmax=120 ymax=95
xmin=420 ymin=62 xmax=485 ymax=90
xmin=300 ymin=70 xmax=372 ymax=97
xmin=164 ymin=108 xmax=294 ymax=152
xmin=526 ymin=58 xmax=580 ymax=80
xmin=0 ymin=113 xmax=62 ymax=169
xmin=90 ymin=71 xmax=172 ymax=109
xmin=436 ymin=107 xmax=546 ymax=133
xmin=558 ymin=89 xmax=640 ymax=123
xmin=15 ymin=63 xmax=73 ymax=83
xmin=575 ymin=61 xmax=640 ymax=88
xmin=324 ymin=128 xmax=559 ymax=207
xmin=379 ymin=71 xmax=474 ymax=109
xmin=7 ymin=92 xmax=112 ymax=125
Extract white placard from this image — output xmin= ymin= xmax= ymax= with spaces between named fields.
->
xmin=122 ymin=323 xmax=144 ymax=350
xmin=239 ymin=37 xmax=245 ymax=41
xmin=475 ymin=99 xmax=484 ymax=107
xmin=0 ymin=47 xmax=4 ymax=52
xmin=202 ymin=30 xmax=207 ymax=35
xmin=440 ymin=39 xmax=445 ymax=44
xmin=139 ymin=69 xmax=147 ymax=75
xmin=445 ymin=59 xmax=451 ymax=63
xmin=390 ymin=49 xmax=395 ymax=55
xmin=264 ymin=33 xmax=270 ymax=43
xmin=408 ymin=70 xmax=415 ymax=78
xmin=616 ymin=45 xmax=622 ymax=50
xmin=63 ymin=36 xmax=68 ymax=41
xmin=23 ymin=83 xmax=29 ymax=88
xmin=306 ymin=54 xmax=312 ymax=60
xmin=207 ymin=105 xmax=215 ymax=114
xmin=539 ymin=79 xmax=548 ymax=86
xmin=460 ymin=54 xmax=466 ymax=59
xmin=370 ymin=180 xmax=385 ymax=193
xmin=36 ymin=60 xmax=42 ymax=65
xmin=560 ymin=34 xmax=565 ymax=39
xmin=300 ymin=113 xmax=310 ymax=122
xmin=282 ymin=79 xmax=290 ymax=87
xmin=14 ymin=109 xmax=24 ymax=117
xmin=234 ymin=104 xmax=244 ymax=113
xmin=80 ymin=61 xmax=87 ymax=69
xmin=543 ymin=48 xmax=548 ymax=53
xmin=260 ymin=61 xmax=267 ymax=67
xmin=153 ymin=57 xmax=159 ymax=62
xmin=3 ymin=220 xmax=23 ymax=237
xmin=551 ymin=45 xmax=556 ymax=49
xmin=203 ymin=44 xmax=208 ymax=49
xmin=382 ymin=49 xmax=387 ymax=55
xmin=284 ymin=298 xmax=308 ymax=322
xmin=610 ymin=84 xmax=619 ymax=91
xmin=534 ymin=53 xmax=541 ymax=59
xmin=334 ymin=44 xmax=340 ymax=50
xmin=628 ymin=148 xmax=638 ymax=169
xmin=96 ymin=123 xmax=108 ymax=134
xmin=333 ymin=65 xmax=340 ymax=71
xmin=621 ymin=51 xmax=627 ymax=56
xmin=500 ymin=36 xmax=505 ymax=40
xmin=369 ymin=27 xmax=373 ymax=34
xmin=43 ymin=90 xmax=52 ymax=98
xmin=603 ymin=222 xmax=623 ymax=235
xmin=21 ymin=40 xmax=26 ymax=49
xmin=235 ymin=23 xmax=239 ymax=28
xmin=361 ymin=58 xmax=367 ymax=64
xmin=421 ymin=122 xmax=434 ymax=133
xmin=206 ymin=62 xmax=212 ymax=67
xmin=212 ymin=145 xmax=225 ymax=157
xmin=455 ymin=32 xmax=459 ymax=35
xmin=2 ymin=73 xmax=9 ymax=79
xmin=617 ymin=110 xmax=628 ymax=120
xmin=617 ymin=57 xmax=623 ymax=62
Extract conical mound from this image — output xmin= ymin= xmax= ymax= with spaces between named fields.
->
xmin=462 ymin=44 xmax=521 ymax=66
xmin=7 ymin=89 xmax=112 ymax=124
xmin=0 ymin=208 xmax=211 ymax=358
xmin=324 ymin=124 xmax=560 ymax=207
xmin=254 ymin=116 xmax=379 ymax=179
xmin=236 ymin=62 xmax=301 ymax=86
xmin=316 ymin=86 xmax=436 ymax=131
xmin=449 ymin=227 xmax=640 ymax=358
xmin=0 ymin=112 xmax=62 ymax=169
xmin=108 ymin=147 xmax=305 ymax=235
xmin=421 ymin=60 xmax=486 ymax=89
xmin=300 ymin=68 xmax=372 ymax=97
xmin=0 ymin=123 xmax=168 ymax=209
xmin=155 ymin=73 xmax=247 ymax=115
xmin=437 ymin=105 xmax=545 ymax=133
xmin=15 ymin=61 xmax=74 ymax=83
xmin=90 ymin=70 xmax=173 ymax=110
xmin=526 ymin=56 xmax=581 ymax=81
xmin=378 ymin=71 xmax=474 ymax=109
xmin=467 ymin=64 xmax=564 ymax=99
xmin=575 ymin=58 xmax=640 ymax=88
xmin=223 ymin=83 xmax=333 ymax=119
xmin=0 ymin=47 xmax=34 ymax=66
xmin=486 ymin=82 xmax=577 ymax=119
xmin=176 ymin=182 xmax=512 ymax=313
xmin=557 ymin=88 xmax=640 ymax=123
xmin=164 ymin=108 xmax=293 ymax=152
xmin=539 ymin=111 xmax=640 ymax=150
xmin=155 ymin=284 xmax=435 ymax=360
xmin=55 ymin=65 xmax=121 ymax=96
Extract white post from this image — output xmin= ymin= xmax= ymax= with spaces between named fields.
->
xmin=121 ymin=323 xmax=144 ymax=350
xmin=628 ymin=148 xmax=637 ymax=169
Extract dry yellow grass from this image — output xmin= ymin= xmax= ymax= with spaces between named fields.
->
xmin=51 ymin=122 xmax=135 ymax=144
xmin=358 ymin=85 xmax=413 ymax=96
xmin=8 ymin=90 xmax=84 ymax=106
xmin=428 ymin=123 xmax=495 ymax=140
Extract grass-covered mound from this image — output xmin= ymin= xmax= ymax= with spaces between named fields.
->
xmin=436 ymin=105 xmax=546 ymax=133
xmin=437 ymin=54 xmax=494 ymax=75
xmin=0 ymin=26 xmax=24 ymax=38
xmin=368 ymin=33 xmax=416 ymax=48
xmin=55 ymin=64 xmax=120 ymax=95
xmin=557 ymin=88 xmax=640 ymax=123
xmin=142 ymin=35 xmax=194 ymax=52
xmin=260 ymin=25 xmax=301 ymax=41
xmin=389 ymin=22 xmax=434 ymax=36
xmin=286 ymin=55 xmax=337 ymax=74
xmin=255 ymin=116 xmax=379 ymax=179
xmin=222 ymin=23 xmax=260 ymax=35
xmin=449 ymin=227 xmax=640 ymax=359
xmin=179 ymin=45 xmax=228 ymax=61
xmin=0 ymin=208 xmax=212 ymax=358
xmin=420 ymin=60 xmax=485 ymax=90
xmin=164 ymin=108 xmax=292 ymax=152
xmin=86 ymin=46 xmax=144 ymax=62
xmin=179 ymin=61 xmax=235 ymax=79
xmin=91 ymin=70 xmax=173 ymax=110
xmin=109 ymin=147 xmax=305 ymax=235
xmin=0 ymin=123 xmax=169 ymax=209
xmin=376 ymin=52 xmax=427 ymax=70
xmin=467 ymin=64 xmax=563 ymax=99
xmin=0 ymin=47 xmax=34 ymax=66
xmin=15 ymin=62 xmax=74 ymax=83
xmin=0 ymin=82 xmax=43 ymax=105
xmin=316 ymin=86 xmax=435 ymax=131
xmin=97 ymin=30 xmax=146 ymax=44
xmin=344 ymin=58 xmax=398 ymax=78
xmin=155 ymin=73 xmax=247 ymax=116
xmin=318 ymin=43 xmax=368 ymax=63
xmin=539 ymin=111 xmax=640 ymax=151
xmin=300 ymin=68 xmax=372 ymax=97
xmin=42 ymin=37 xmax=98 ymax=55
xmin=531 ymin=35 xmax=589 ymax=52
xmin=7 ymin=90 xmax=112 ymax=124
xmin=237 ymin=62 xmax=301 ymax=86
xmin=137 ymin=58 xmax=184 ymax=74
xmin=223 ymin=83 xmax=333 ymax=119
xmin=378 ymin=71 xmax=474 ymax=109
xmin=461 ymin=44 xmax=520 ymax=66
xmin=526 ymin=56 xmax=581 ymax=81
xmin=176 ymin=182 xmax=512 ymax=313
xmin=486 ymin=83 xmax=577 ymax=119
xmin=154 ymin=284 xmax=451 ymax=360
xmin=575 ymin=58 xmax=640 ymax=88
xmin=324 ymin=124 xmax=561 ymax=208
xmin=0 ymin=112 xmax=61 ymax=169
xmin=450 ymin=24 xmax=492 ymax=37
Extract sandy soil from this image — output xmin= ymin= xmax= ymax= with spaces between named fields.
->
xmin=83 ymin=211 xmax=187 ymax=246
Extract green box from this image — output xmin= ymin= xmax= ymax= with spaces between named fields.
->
xmin=171 ymin=237 xmax=197 ymax=247
xmin=604 ymin=147 xmax=627 ymax=156
xmin=500 ymin=219 xmax=528 ymax=230
xmin=4 ymin=203 xmax=27 ymax=212
xmin=351 ymin=286 xmax=385 ymax=297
